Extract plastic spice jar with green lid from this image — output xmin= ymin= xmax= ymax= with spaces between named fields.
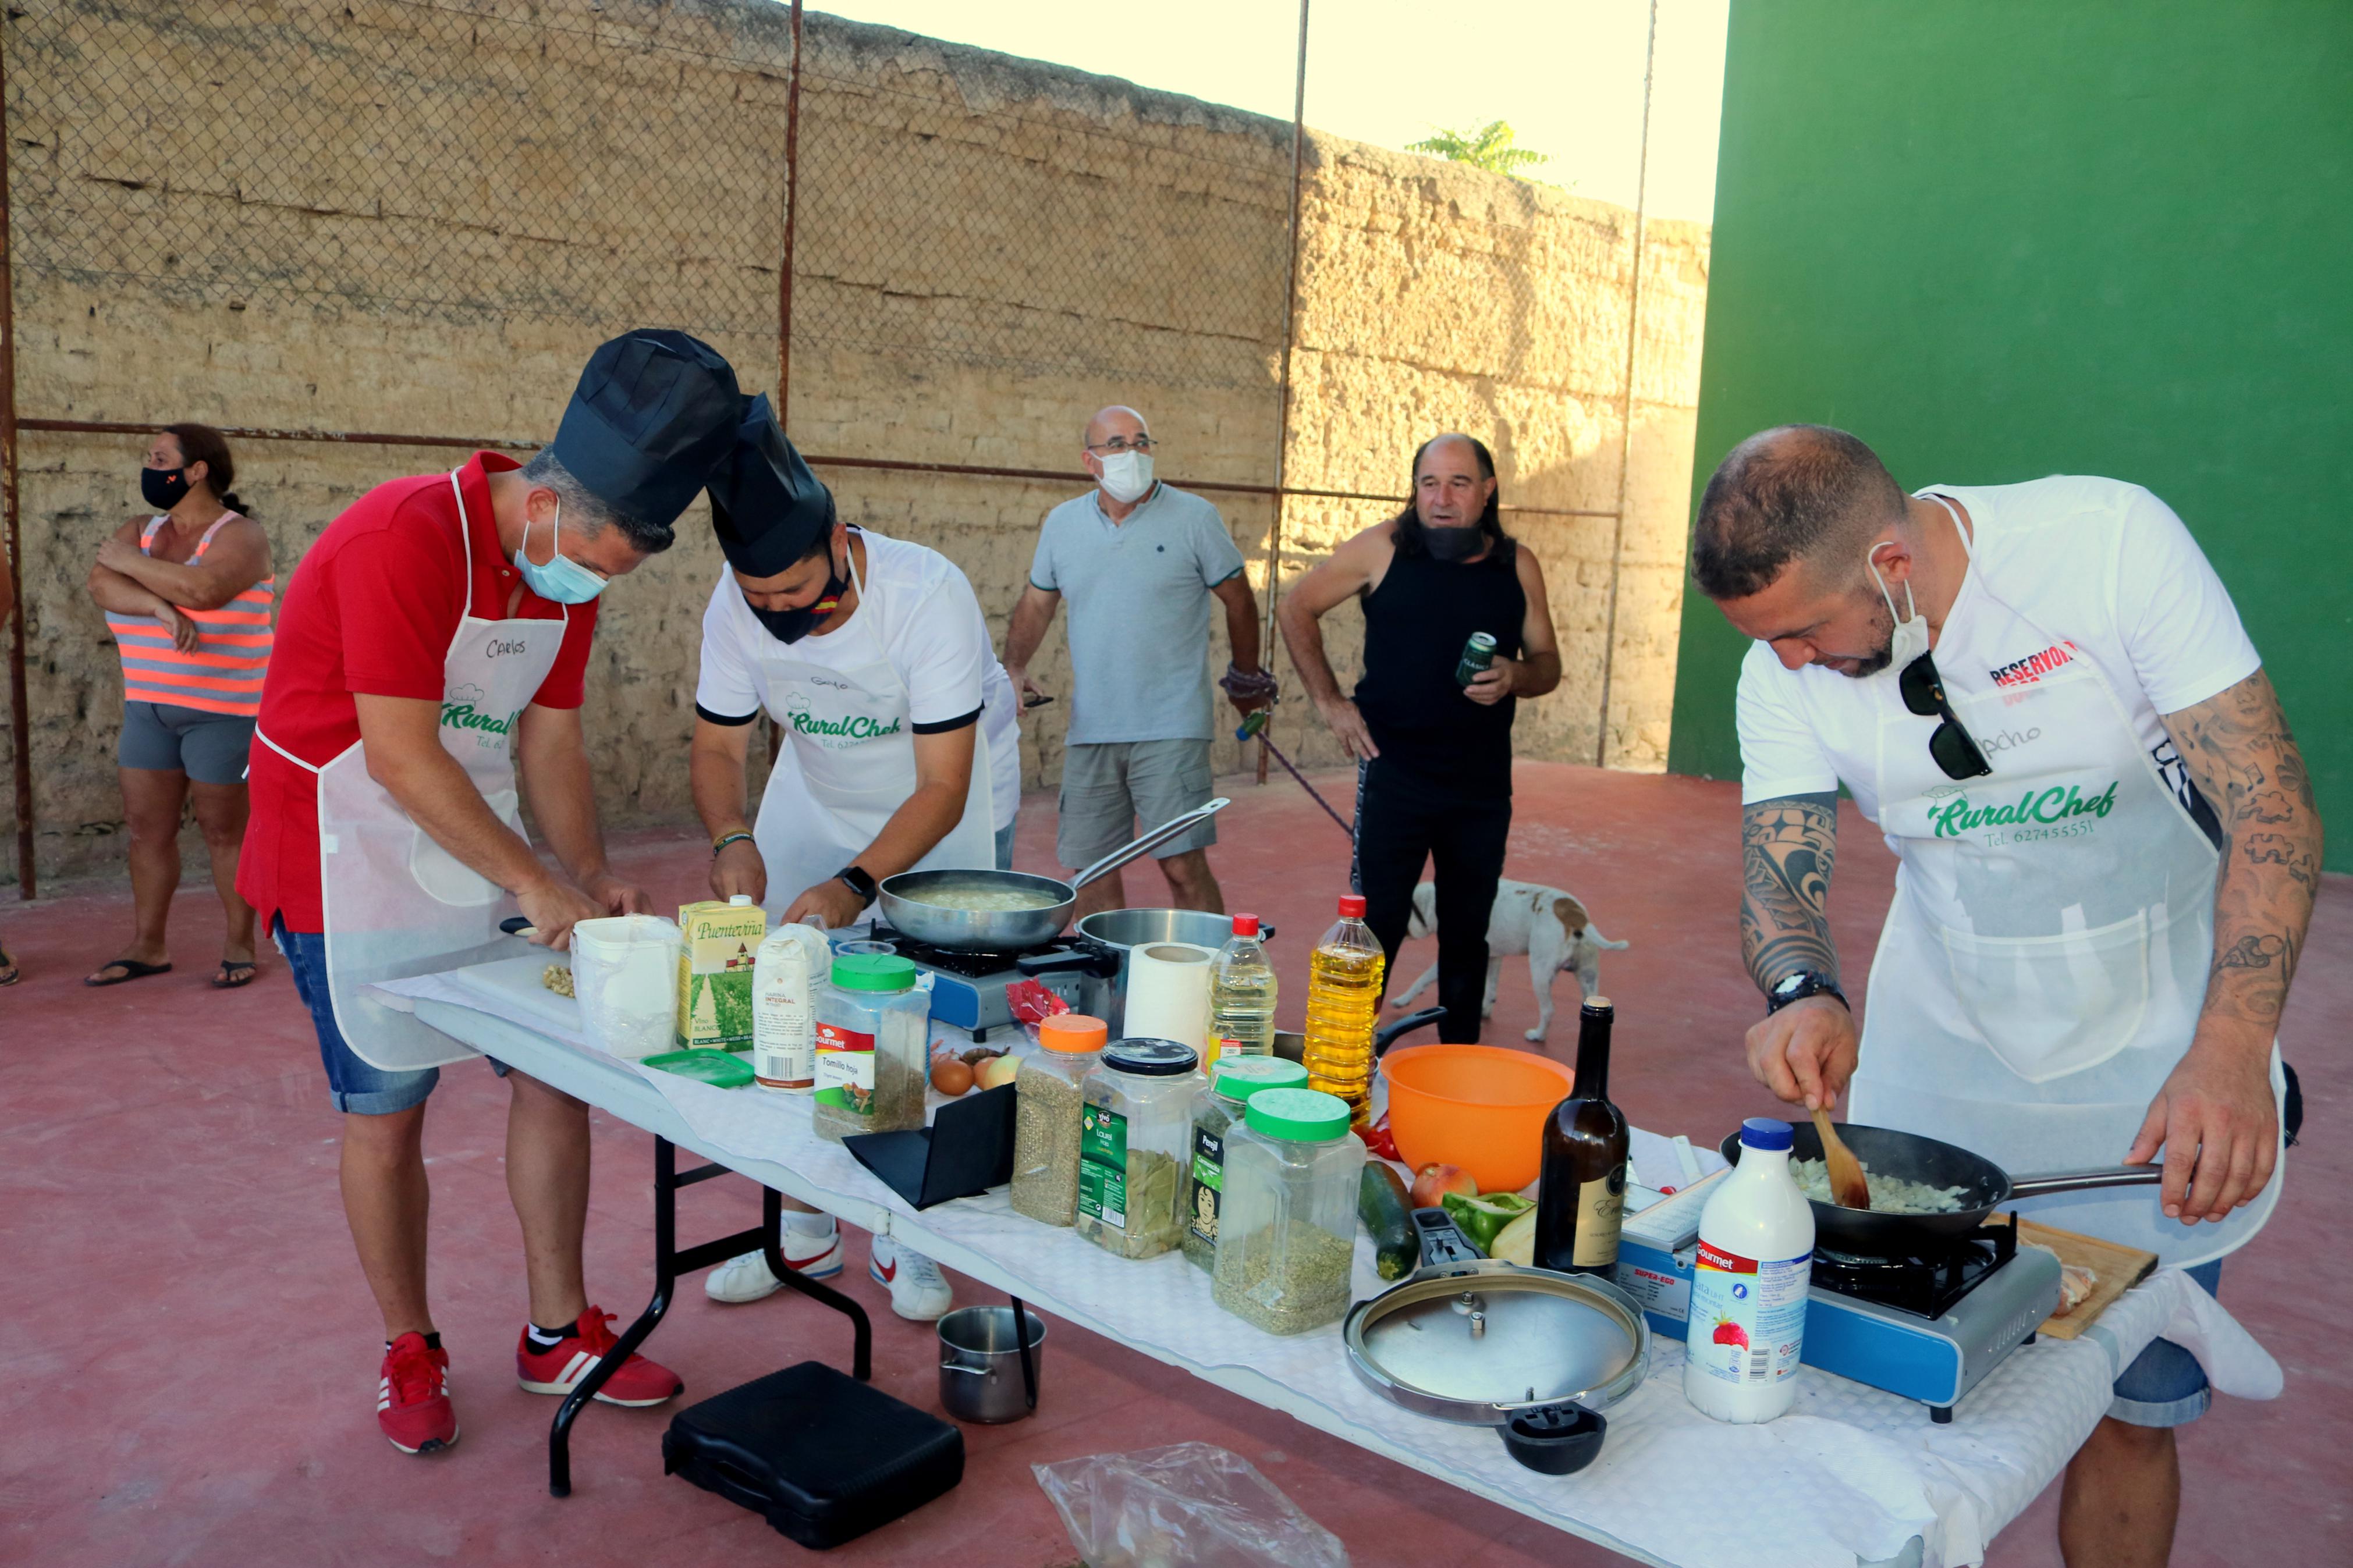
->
xmin=1182 ymin=1056 xmax=1309 ymax=1270
xmin=1212 ymin=1087 xmax=1363 ymax=1335
xmin=1076 ymin=1039 xmax=1201 ymax=1259
xmin=811 ymin=954 xmax=929 ymax=1143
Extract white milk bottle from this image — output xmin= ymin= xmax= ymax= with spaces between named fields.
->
xmin=751 ymin=921 xmax=831 ymax=1093
xmin=1684 ymin=1117 xmax=1815 ymax=1423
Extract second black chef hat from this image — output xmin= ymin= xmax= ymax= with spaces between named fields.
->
xmin=707 ymin=393 xmax=836 ymax=576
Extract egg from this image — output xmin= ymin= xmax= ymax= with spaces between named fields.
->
xmin=978 ymin=1053 xmax=1021 ymax=1091
xmin=931 ymin=1057 xmax=975 ymax=1097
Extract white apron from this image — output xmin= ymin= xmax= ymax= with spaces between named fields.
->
xmin=748 ymin=539 xmax=993 ymax=920
xmin=1848 ymin=498 xmax=2283 ymax=1269
xmin=258 ymin=470 xmax=567 ymax=1070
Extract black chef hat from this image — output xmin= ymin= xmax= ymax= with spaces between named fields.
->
xmin=708 ymin=392 xmax=836 ymax=576
xmin=547 ymin=329 xmax=741 ymax=529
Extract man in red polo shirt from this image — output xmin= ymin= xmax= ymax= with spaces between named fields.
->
xmin=241 ymin=331 xmax=740 ymax=1455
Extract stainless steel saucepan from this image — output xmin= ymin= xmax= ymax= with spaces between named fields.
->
xmin=878 ymin=798 xmax=1229 ymax=952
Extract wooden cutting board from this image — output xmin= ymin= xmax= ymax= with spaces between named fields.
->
xmin=2000 ymin=1217 xmax=2159 ymax=1339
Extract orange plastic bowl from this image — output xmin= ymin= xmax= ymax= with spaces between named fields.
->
xmin=1380 ymin=1044 xmax=1575 ymax=1193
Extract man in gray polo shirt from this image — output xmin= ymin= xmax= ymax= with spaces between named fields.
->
xmin=1005 ymin=404 xmax=1270 ymax=916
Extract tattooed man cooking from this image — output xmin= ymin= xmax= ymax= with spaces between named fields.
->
xmin=1692 ymin=426 xmax=2318 ymax=1568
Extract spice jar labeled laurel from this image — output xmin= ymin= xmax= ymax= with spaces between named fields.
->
xmin=1183 ymin=1055 xmax=1308 ymax=1270
xmin=1212 ymin=1087 xmax=1363 ymax=1335
xmin=1009 ymin=1014 xmax=1110 ymax=1226
xmin=811 ymin=954 xmax=931 ymax=1143
xmin=1076 ymin=1039 xmax=1200 ymax=1260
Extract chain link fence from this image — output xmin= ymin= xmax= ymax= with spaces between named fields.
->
xmin=1 ymin=0 xmax=1680 ymax=891
xmin=7 ymin=0 xmax=790 ymax=343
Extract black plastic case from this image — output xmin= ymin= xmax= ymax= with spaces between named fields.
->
xmin=662 ymin=1361 xmax=964 ymax=1548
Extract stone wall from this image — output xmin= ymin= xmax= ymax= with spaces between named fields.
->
xmin=0 ymin=0 xmax=1705 ymax=883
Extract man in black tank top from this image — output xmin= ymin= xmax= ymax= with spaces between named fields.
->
xmin=1279 ymin=435 xmax=1562 ymax=1042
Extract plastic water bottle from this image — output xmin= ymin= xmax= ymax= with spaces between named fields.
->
xmin=1684 ymin=1117 xmax=1816 ymax=1423
xmin=1302 ymin=894 xmax=1385 ymax=1126
xmin=1208 ymin=913 xmax=1279 ymax=1067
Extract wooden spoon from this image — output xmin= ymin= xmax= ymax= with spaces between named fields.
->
xmin=1812 ymin=1107 xmax=1872 ymax=1210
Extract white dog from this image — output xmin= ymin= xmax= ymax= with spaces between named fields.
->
xmin=1390 ymin=879 xmax=1630 ymax=1043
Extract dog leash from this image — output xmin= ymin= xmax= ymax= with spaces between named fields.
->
xmin=1235 ymin=708 xmax=1356 ymax=838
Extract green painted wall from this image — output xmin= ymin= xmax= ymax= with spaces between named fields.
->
xmin=1669 ymin=1 xmax=2353 ymax=868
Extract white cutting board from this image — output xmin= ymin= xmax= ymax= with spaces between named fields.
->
xmin=448 ymin=953 xmax=591 ymax=1039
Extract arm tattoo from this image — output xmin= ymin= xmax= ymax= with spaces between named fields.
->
xmin=2166 ymin=670 xmax=2324 ymax=1032
xmin=1741 ymin=792 xmax=1841 ymax=995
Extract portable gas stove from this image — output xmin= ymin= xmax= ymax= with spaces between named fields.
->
xmin=1617 ymin=1175 xmax=2063 ymax=1423
xmin=865 ymin=922 xmax=1113 ymax=1040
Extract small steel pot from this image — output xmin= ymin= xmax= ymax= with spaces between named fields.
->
xmin=1057 ymin=908 xmax=1275 ymax=1025
xmin=936 ymin=1303 xmax=1045 ymax=1424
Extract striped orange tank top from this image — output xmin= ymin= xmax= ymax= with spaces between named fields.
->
xmin=106 ymin=514 xmax=276 ymax=717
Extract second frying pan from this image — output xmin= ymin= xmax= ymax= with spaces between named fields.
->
xmin=1719 ymin=1121 xmax=2161 ymax=1255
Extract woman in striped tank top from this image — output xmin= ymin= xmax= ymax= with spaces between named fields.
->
xmin=85 ymin=424 xmax=275 ymax=989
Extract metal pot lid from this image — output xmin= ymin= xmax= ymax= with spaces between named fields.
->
xmin=1344 ymin=1260 xmax=1650 ymax=1425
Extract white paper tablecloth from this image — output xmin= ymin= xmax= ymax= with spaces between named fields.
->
xmin=374 ymin=962 xmax=2280 ymax=1568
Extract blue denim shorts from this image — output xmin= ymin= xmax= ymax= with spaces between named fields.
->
xmin=2108 ymin=1259 xmax=2222 ymax=1428
xmin=274 ymin=918 xmax=505 ymax=1115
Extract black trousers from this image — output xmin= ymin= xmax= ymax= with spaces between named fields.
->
xmin=1351 ymin=758 xmax=1511 ymax=1044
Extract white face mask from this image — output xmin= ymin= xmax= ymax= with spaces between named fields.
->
xmin=1097 ymin=450 xmax=1155 ymax=504
xmin=1866 ymin=541 xmax=1929 ymax=674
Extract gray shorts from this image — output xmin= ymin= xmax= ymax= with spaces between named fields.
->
xmin=118 ymin=701 xmax=255 ymax=785
xmin=1056 ymin=738 xmax=1217 ymax=870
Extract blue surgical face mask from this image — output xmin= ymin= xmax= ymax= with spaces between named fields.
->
xmin=513 ymin=498 xmax=608 ymax=604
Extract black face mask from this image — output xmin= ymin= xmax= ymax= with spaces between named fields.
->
xmin=1423 ymin=522 xmax=1486 ymax=561
xmin=141 ymin=467 xmax=191 ymax=510
xmin=748 ymin=557 xmax=851 ymax=644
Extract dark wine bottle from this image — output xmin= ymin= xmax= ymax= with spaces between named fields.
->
xmin=1535 ymin=997 xmax=1630 ymax=1276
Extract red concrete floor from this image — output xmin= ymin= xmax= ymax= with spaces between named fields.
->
xmin=2 ymin=762 xmax=2344 ymax=1566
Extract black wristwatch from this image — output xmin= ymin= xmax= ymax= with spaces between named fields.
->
xmin=1766 ymin=972 xmax=1848 ymax=1015
xmin=836 ymin=864 xmax=879 ymax=908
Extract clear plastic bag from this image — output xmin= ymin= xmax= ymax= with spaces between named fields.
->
xmin=1032 ymin=1442 xmax=1350 ymax=1568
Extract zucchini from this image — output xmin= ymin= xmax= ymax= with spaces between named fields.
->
xmin=1360 ymin=1161 xmax=1417 ymax=1281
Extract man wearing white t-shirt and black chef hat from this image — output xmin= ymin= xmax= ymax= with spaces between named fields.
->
xmin=1693 ymin=425 xmax=2319 ymax=1568
xmin=687 ymin=394 xmax=999 ymax=1320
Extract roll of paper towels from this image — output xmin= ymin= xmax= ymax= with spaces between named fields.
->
xmin=1123 ymin=941 xmax=1215 ymax=1054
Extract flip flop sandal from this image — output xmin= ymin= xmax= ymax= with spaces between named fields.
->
xmin=84 ymin=958 xmax=173 ymax=987
xmin=212 ymin=960 xmax=257 ymax=990
xmin=0 ymin=947 xmax=17 ymax=986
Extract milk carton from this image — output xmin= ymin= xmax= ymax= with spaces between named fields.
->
xmin=676 ymin=895 xmax=768 ymax=1050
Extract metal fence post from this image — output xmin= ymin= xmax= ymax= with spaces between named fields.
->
xmin=1592 ymin=0 xmax=1659 ymax=771
xmin=1 ymin=26 xmax=33 ymax=899
xmin=1259 ymin=0 xmax=1311 ymax=788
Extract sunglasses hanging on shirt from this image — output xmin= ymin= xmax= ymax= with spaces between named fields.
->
xmin=1898 ymin=649 xmax=1993 ymax=780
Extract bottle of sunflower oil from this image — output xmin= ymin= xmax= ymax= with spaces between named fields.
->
xmin=1301 ymin=893 xmax=1384 ymax=1125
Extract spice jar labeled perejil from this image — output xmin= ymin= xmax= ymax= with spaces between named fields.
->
xmin=811 ymin=954 xmax=931 ymax=1143
xmin=1182 ymin=1055 xmax=1308 ymax=1270
xmin=1212 ymin=1087 xmax=1364 ymax=1335
xmin=1076 ymin=1039 xmax=1200 ymax=1260
xmin=1009 ymin=1014 xmax=1110 ymax=1226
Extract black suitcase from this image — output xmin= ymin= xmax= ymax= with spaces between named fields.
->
xmin=661 ymin=1361 xmax=964 ymax=1549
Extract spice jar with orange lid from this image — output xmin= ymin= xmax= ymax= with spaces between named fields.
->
xmin=1009 ymin=1014 xmax=1109 ymax=1226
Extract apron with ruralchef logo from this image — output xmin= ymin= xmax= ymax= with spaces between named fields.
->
xmin=1850 ymin=496 xmax=2283 ymax=1270
xmin=750 ymin=538 xmax=993 ymax=920
xmin=257 ymin=469 xmax=566 ymax=1071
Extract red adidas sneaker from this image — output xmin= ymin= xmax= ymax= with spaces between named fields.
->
xmin=514 ymin=1306 xmax=683 ymax=1407
xmin=378 ymin=1331 xmax=458 ymax=1455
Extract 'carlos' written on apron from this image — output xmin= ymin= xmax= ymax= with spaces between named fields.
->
xmin=257 ymin=469 xmax=567 ymax=1071
xmin=1849 ymin=495 xmax=2284 ymax=1269
xmin=748 ymin=534 xmax=993 ymax=920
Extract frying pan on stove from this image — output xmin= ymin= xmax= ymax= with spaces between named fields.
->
xmin=1719 ymin=1121 xmax=2161 ymax=1255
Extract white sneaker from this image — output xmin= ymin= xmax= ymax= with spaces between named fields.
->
xmin=869 ymin=1235 xmax=954 ymax=1322
xmin=704 ymin=1224 xmax=844 ymax=1304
